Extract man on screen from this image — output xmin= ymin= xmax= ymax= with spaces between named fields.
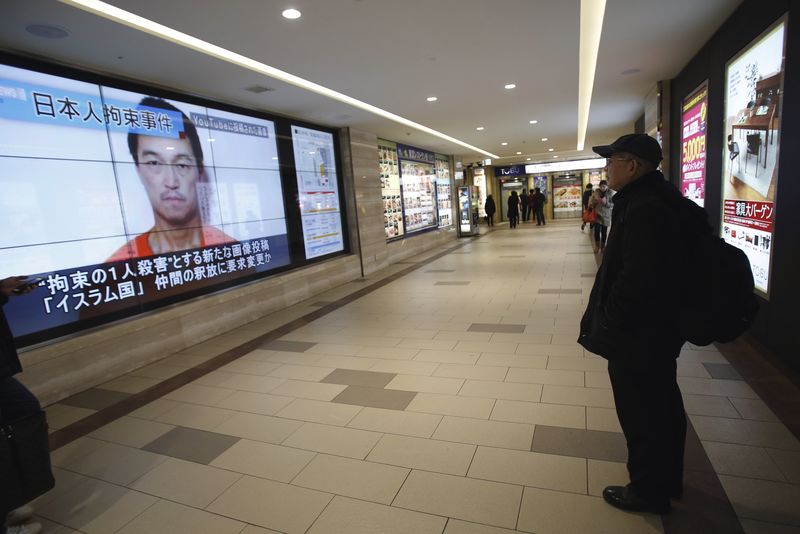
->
xmin=107 ymin=97 xmax=235 ymax=262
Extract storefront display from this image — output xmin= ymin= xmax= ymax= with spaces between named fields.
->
xmin=378 ymin=139 xmax=404 ymax=239
xmin=435 ymin=154 xmax=453 ymax=228
xmin=722 ymin=17 xmax=785 ymax=296
xmin=681 ymin=81 xmax=708 ymax=206
xmin=552 ymin=174 xmax=582 ymax=219
xmin=398 ymin=144 xmax=437 ymax=233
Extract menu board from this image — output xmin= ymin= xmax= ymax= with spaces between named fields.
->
xmin=681 ymin=81 xmax=708 ymax=206
xmin=0 ymin=61 xmax=290 ymax=344
xmin=587 ymin=170 xmax=603 ymax=188
xmin=400 ymin=160 xmax=437 ymax=232
xmin=379 ymin=139 xmax=403 ymax=239
xmin=435 ymin=155 xmax=453 ymax=228
xmin=722 ymin=18 xmax=785 ymax=296
xmin=291 ymin=125 xmax=344 ymax=259
xmin=552 ymin=174 xmax=583 ymax=218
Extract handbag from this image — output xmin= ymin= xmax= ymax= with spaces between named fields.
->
xmin=0 ymin=410 xmax=55 ymax=513
xmin=583 ymin=207 xmax=597 ymax=224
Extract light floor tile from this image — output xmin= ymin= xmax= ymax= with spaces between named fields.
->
xmin=468 ymin=446 xmax=587 ymax=494
xmin=740 ymin=518 xmax=800 ymax=533
xmin=214 ymin=412 xmax=304 ymax=444
xmin=155 ymin=403 xmax=238 ymax=432
xmin=518 ymin=486 xmax=664 ymax=534
xmin=219 ymin=359 xmax=281 ymax=375
xmin=192 ymin=371 xmax=238 ymax=387
xmin=434 ymin=331 xmax=493 ymax=342
xmin=37 ymin=477 xmax=158 ymax=534
xmin=477 ymin=353 xmax=548 ymax=369
xmin=57 ymin=440 xmax=167 ymax=486
xmin=116 ymin=498 xmax=245 ymax=534
xmin=311 ymin=354 xmax=379 ymax=370
xmin=677 ymin=361 xmax=713 ymax=378
xmin=406 ymin=393 xmax=495 ymax=419
xmin=767 ymin=449 xmax=800 ymax=484
xmin=257 ymin=350 xmax=324 ymax=366
xmin=45 ymin=404 xmax=96 ymax=430
xmin=97 ymin=375 xmax=160 ymax=394
xmin=357 ymin=346 xmax=419 ymax=360
xmin=584 ymin=371 xmax=612 ymax=388
xmin=398 ymin=338 xmax=458 ymax=351
xmin=370 ymin=360 xmax=440 ymax=376
xmin=703 ymin=441 xmax=786 ymax=481
xmin=541 ymin=385 xmax=614 ymax=408
xmin=386 ymin=374 xmax=464 ymax=394
xmin=282 ymin=422 xmax=383 ymax=459
xmin=491 ymin=400 xmax=586 ymax=429
xmin=32 ymin=467 xmax=89 ymax=509
xmin=587 ymin=459 xmax=629 ymax=496
xmin=210 ymin=439 xmax=315 ymax=482
xmin=546 ymin=357 xmax=607 ymax=372
xmin=690 ymin=415 xmax=800 ymax=450
xmin=269 ymin=364 xmax=336 ymax=381
xmin=393 ymin=470 xmax=522 ymax=530
xmin=347 ymin=407 xmax=442 ymax=438
xmin=506 ymin=368 xmax=584 ymax=386
xmin=678 ymin=377 xmax=758 ymax=398
xmin=89 ymin=416 xmax=174 ymax=448
xmin=454 ymin=341 xmax=518 ymax=354
xmin=681 ymin=394 xmax=741 ymax=417
xmin=434 ymin=364 xmax=509 ymax=381
xmin=459 ymin=380 xmax=542 ymax=402
xmin=270 ymin=379 xmax=348 ymax=401
xmin=130 ymin=457 xmax=241 ymax=507
xmin=432 ymin=416 xmax=534 ymax=451
xmin=415 ymin=349 xmax=480 ymax=365
xmin=207 ymin=475 xmax=333 ymax=534
xmin=292 ymin=454 xmax=409 ymax=504
xmin=217 ymin=373 xmax=286 ymax=394
xmin=517 ymin=343 xmax=584 ymax=357
xmin=276 ymin=398 xmax=362 ymax=426
xmin=444 ymin=519 xmax=521 ymax=534
xmin=366 ymin=434 xmax=476 ymax=476
xmin=731 ymin=397 xmax=781 ymax=422
xmin=586 ymin=407 xmax=622 ymax=433
xmin=50 ymin=437 xmax=109 ymax=469
xmin=164 ymin=384 xmax=236 ymax=406
xmin=719 ymin=475 xmax=800 ymax=526
xmin=214 ymin=390 xmax=294 ymax=415
xmin=307 ymin=495 xmax=446 ymax=534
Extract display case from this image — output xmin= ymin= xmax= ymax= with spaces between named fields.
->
xmin=379 ymin=139 xmax=404 ymax=239
xmin=400 ymin=160 xmax=436 ymax=232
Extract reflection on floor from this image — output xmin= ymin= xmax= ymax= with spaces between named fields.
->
xmin=35 ymin=220 xmax=800 ymax=534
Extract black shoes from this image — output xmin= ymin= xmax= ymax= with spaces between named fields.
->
xmin=602 ymin=486 xmax=670 ymax=514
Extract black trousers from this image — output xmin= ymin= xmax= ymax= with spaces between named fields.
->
xmin=608 ymin=357 xmax=686 ymax=501
xmin=534 ymin=207 xmax=545 ymax=225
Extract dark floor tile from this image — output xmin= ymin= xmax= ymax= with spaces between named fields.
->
xmin=350 ymin=278 xmax=370 ymax=283
xmin=332 ymin=386 xmax=417 ymax=410
xmin=663 ymin=470 xmax=744 ymax=534
xmin=435 ymin=281 xmax=470 ymax=286
xmin=684 ymin=421 xmax=715 ymax=473
xmin=396 ymin=261 xmax=420 ymax=264
xmin=538 ymin=288 xmax=583 ymax=294
xmin=468 ymin=323 xmax=526 ymax=334
xmin=426 ymin=269 xmax=456 ymax=273
xmin=60 ymin=388 xmax=131 ymax=411
xmin=702 ymin=363 xmax=743 ymax=380
xmin=531 ymin=425 xmax=627 ymax=462
xmin=321 ymin=369 xmax=396 ymax=388
xmin=310 ymin=301 xmax=334 ymax=307
xmin=260 ymin=339 xmax=317 ymax=352
xmin=581 ymin=273 xmax=596 ymax=277
xmin=566 ymin=252 xmax=596 ymax=255
xmin=142 ymin=427 xmax=240 ymax=464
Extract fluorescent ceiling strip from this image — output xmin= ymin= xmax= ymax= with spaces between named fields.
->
xmin=59 ymin=0 xmax=500 ymax=158
xmin=577 ymin=0 xmax=606 ymax=151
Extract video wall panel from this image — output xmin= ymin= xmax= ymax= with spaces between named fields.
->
xmin=0 ymin=58 xmax=346 ymax=345
xmin=681 ymin=81 xmax=708 ymax=206
xmin=722 ymin=17 xmax=786 ymax=297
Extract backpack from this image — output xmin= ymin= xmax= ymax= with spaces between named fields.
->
xmin=677 ymin=198 xmax=759 ymax=346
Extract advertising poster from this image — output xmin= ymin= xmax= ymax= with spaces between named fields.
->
xmin=0 ymin=62 xmax=290 ymax=342
xmin=291 ymin=125 xmax=344 ymax=259
xmin=552 ymin=174 xmax=582 ymax=219
xmin=398 ymin=144 xmax=437 ymax=233
xmin=681 ymin=81 xmax=708 ymax=206
xmin=458 ymin=186 xmax=471 ymax=233
xmin=378 ymin=139 xmax=403 ymax=239
xmin=722 ymin=18 xmax=785 ymax=296
xmin=533 ymin=175 xmax=548 ymax=205
xmin=587 ymin=170 xmax=603 ymax=188
xmin=435 ymin=155 xmax=453 ymax=228
xmin=473 ymin=168 xmax=487 ymax=217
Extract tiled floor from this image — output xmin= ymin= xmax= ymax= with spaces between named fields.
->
xmin=36 ymin=221 xmax=800 ymax=533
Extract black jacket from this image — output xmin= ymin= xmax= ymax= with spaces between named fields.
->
xmin=0 ymin=295 xmax=22 ymax=378
xmin=507 ymin=195 xmax=519 ymax=216
xmin=485 ymin=197 xmax=496 ymax=215
xmin=531 ymin=192 xmax=545 ymax=209
xmin=578 ymin=171 xmax=686 ymax=360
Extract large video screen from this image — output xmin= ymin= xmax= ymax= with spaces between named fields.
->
xmin=680 ymin=81 xmax=708 ymax=206
xmin=722 ymin=18 xmax=785 ymax=297
xmin=0 ymin=62 xmax=291 ymax=343
xmin=291 ymin=125 xmax=344 ymax=259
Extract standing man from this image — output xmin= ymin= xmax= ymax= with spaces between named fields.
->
xmin=578 ymin=134 xmax=687 ymax=515
xmin=531 ymin=187 xmax=546 ymax=226
xmin=519 ymin=189 xmax=529 ymax=223
xmin=484 ymin=194 xmax=496 ymax=226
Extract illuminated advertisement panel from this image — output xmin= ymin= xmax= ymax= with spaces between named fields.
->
xmin=435 ymin=154 xmax=453 ymax=228
xmin=722 ymin=18 xmax=785 ymax=296
xmin=681 ymin=81 xmax=708 ymax=206
xmin=0 ymin=61 xmax=298 ymax=343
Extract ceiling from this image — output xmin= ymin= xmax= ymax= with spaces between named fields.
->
xmin=1 ymin=0 xmax=742 ymax=165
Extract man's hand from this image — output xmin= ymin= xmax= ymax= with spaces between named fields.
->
xmin=1 ymin=276 xmax=34 ymax=297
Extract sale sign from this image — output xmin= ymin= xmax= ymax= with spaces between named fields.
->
xmin=680 ymin=82 xmax=708 ymax=207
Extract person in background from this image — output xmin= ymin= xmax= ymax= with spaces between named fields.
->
xmin=527 ymin=190 xmax=536 ymax=222
xmin=581 ymin=182 xmax=594 ymax=231
xmin=519 ymin=189 xmax=529 ymax=223
xmin=578 ymin=133 xmax=686 ymax=516
xmin=531 ymin=187 xmax=546 ymax=226
xmin=484 ymin=195 xmax=496 ymax=226
xmin=1 ymin=276 xmax=43 ymax=534
xmin=589 ymin=179 xmax=612 ymax=252
xmin=507 ymin=191 xmax=519 ymax=228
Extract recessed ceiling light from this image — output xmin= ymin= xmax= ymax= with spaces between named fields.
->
xmin=476 ymin=126 xmax=485 ymax=131
xmin=426 ymin=96 xmax=438 ymax=102
xmin=282 ymin=8 xmax=302 ymax=19
xmin=548 ymin=148 xmax=554 ymax=152
xmin=516 ymin=151 xmax=522 ymax=155
xmin=504 ymin=83 xmax=516 ymax=89
xmin=272 ymin=156 xmax=279 ymax=160
xmin=165 ymin=146 xmax=174 ymax=150
xmin=25 ymin=24 xmax=70 ymax=39
xmin=553 ymin=155 xmax=559 ymax=158
xmin=207 ymin=138 xmax=216 ymax=142
xmin=501 ymin=142 xmax=508 ymax=146
xmin=529 ymin=120 xmax=538 ymax=124
xmin=541 ymin=137 xmax=548 ymax=142
xmin=526 ymin=158 xmax=531 ymax=161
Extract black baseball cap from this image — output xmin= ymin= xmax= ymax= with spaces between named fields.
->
xmin=592 ymin=134 xmax=663 ymax=166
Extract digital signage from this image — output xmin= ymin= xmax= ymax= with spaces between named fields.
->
xmin=722 ymin=18 xmax=785 ymax=296
xmin=291 ymin=125 xmax=344 ymax=259
xmin=0 ymin=59 xmax=343 ymax=345
xmin=681 ymin=81 xmax=708 ymax=206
